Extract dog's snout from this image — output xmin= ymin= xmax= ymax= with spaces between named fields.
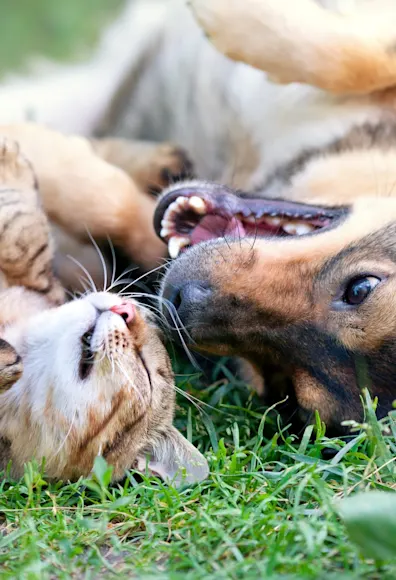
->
xmin=167 ymin=281 xmax=212 ymax=318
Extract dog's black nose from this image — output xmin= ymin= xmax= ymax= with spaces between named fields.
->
xmin=166 ymin=281 xmax=212 ymax=320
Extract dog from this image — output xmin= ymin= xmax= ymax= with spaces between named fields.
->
xmin=153 ymin=0 xmax=396 ymax=431
xmin=3 ymin=0 xmax=396 ymax=430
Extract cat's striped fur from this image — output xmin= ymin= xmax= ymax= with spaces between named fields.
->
xmin=0 ymin=138 xmax=207 ymax=484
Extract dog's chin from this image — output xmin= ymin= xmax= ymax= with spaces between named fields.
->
xmin=183 ymin=332 xmax=339 ymax=430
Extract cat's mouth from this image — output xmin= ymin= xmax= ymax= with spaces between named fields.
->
xmin=79 ymin=326 xmax=96 ymax=380
xmin=154 ymin=183 xmax=346 ymax=258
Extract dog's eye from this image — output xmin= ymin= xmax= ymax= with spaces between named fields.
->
xmin=343 ymin=276 xmax=380 ymax=305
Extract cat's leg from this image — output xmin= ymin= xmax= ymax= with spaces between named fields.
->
xmin=190 ymin=0 xmax=396 ymax=95
xmin=0 ymin=124 xmax=167 ymax=270
xmin=0 ymin=138 xmax=64 ymax=305
xmin=90 ymin=138 xmax=194 ymax=196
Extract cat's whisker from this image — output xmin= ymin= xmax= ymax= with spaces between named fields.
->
xmin=115 ymin=359 xmax=144 ymax=405
xmin=48 ymin=408 xmax=77 ymax=462
xmin=120 ymin=291 xmax=192 ymax=334
xmin=105 ymin=334 xmax=115 ymax=376
xmin=64 ymin=288 xmax=78 ymax=300
xmin=85 ymin=229 xmax=108 ymax=292
xmin=66 ymin=255 xmax=97 ymax=293
xmin=173 ymin=385 xmax=207 ymax=416
xmin=79 ymin=278 xmax=93 ymax=295
xmin=84 ymin=350 xmax=107 ymax=365
xmin=108 ymin=262 xmax=169 ymax=295
xmin=132 ymin=301 xmax=169 ymax=326
xmin=116 ymin=290 xmax=199 ymax=368
xmin=106 ymin=265 xmax=140 ymax=292
xmin=106 ymin=235 xmax=118 ymax=290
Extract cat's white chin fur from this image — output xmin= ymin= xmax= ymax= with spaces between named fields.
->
xmin=0 ymin=292 xmax=138 ymax=469
xmin=0 ymin=291 xmax=208 ymax=485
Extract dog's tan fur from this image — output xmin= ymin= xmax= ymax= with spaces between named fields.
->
xmin=5 ymin=0 xmax=396 ymax=429
xmin=0 ymin=124 xmax=171 ymax=272
xmin=152 ymin=0 xmax=396 ymax=428
xmin=191 ymin=0 xmax=396 ymax=94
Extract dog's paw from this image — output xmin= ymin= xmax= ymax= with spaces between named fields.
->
xmin=147 ymin=144 xmax=194 ymax=195
xmin=91 ymin=138 xmax=194 ymax=196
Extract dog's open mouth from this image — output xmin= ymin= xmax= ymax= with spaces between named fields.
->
xmin=154 ymin=183 xmax=345 ymax=258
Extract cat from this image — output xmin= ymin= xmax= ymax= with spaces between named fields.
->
xmin=0 ymin=137 xmax=208 ymax=485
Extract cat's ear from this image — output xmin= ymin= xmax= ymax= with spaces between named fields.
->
xmin=136 ymin=426 xmax=209 ymax=486
xmin=0 ymin=338 xmax=23 ymax=392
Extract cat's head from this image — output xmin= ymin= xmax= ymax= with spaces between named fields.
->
xmin=0 ymin=289 xmax=208 ymax=485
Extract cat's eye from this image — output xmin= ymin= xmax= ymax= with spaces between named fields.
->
xmin=343 ymin=276 xmax=381 ymax=306
xmin=81 ymin=330 xmax=93 ymax=348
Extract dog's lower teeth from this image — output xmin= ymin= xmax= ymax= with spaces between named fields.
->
xmin=295 ymin=223 xmax=314 ymax=235
xmin=168 ymin=236 xmax=190 ymax=258
xmin=188 ymin=196 xmax=206 ymax=214
xmin=283 ymin=221 xmax=314 ymax=235
xmin=265 ymin=216 xmax=283 ymax=227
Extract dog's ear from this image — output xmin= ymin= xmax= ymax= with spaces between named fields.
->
xmin=0 ymin=338 xmax=23 ymax=392
xmin=136 ymin=426 xmax=209 ymax=486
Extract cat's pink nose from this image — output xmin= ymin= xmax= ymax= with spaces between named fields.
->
xmin=110 ymin=302 xmax=135 ymax=324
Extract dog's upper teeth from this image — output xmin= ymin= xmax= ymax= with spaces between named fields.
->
xmin=244 ymin=215 xmax=257 ymax=224
xmin=188 ymin=196 xmax=207 ymax=214
xmin=167 ymin=200 xmax=180 ymax=214
xmin=160 ymin=226 xmax=172 ymax=239
xmin=161 ymin=217 xmax=173 ymax=228
xmin=168 ymin=236 xmax=190 ymax=258
xmin=176 ymin=196 xmax=190 ymax=208
xmin=283 ymin=221 xmax=314 ymax=235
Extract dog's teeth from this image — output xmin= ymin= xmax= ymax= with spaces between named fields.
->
xmin=160 ymin=227 xmax=172 ymax=239
xmin=162 ymin=207 xmax=175 ymax=223
xmin=188 ymin=196 xmax=206 ymax=214
xmin=283 ymin=221 xmax=314 ymax=235
xmin=167 ymin=200 xmax=180 ymax=213
xmin=294 ymin=222 xmax=314 ymax=235
xmin=176 ymin=196 xmax=189 ymax=208
xmin=161 ymin=218 xmax=173 ymax=228
xmin=282 ymin=222 xmax=298 ymax=235
xmin=160 ymin=217 xmax=174 ymax=238
xmin=244 ymin=215 xmax=257 ymax=224
xmin=265 ymin=216 xmax=282 ymax=227
xmin=168 ymin=236 xmax=190 ymax=258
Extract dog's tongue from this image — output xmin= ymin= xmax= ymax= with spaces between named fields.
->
xmin=190 ymin=215 xmax=246 ymax=244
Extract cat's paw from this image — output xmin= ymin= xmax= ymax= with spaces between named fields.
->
xmin=0 ymin=138 xmax=36 ymax=190
xmin=0 ymin=338 xmax=23 ymax=392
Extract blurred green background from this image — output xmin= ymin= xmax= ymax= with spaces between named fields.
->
xmin=0 ymin=0 xmax=124 ymax=77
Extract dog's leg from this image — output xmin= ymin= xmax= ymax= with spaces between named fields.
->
xmin=190 ymin=0 xmax=396 ymax=94
xmin=0 ymin=124 xmax=167 ymax=271
xmin=90 ymin=138 xmax=194 ymax=195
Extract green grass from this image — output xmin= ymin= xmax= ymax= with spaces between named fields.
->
xmin=0 ymin=0 xmax=123 ymax=76
xmin=0 ymin=358 xmax=396 ymax=578
xmin=1 ymin=1 xmax=396 ymax=577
